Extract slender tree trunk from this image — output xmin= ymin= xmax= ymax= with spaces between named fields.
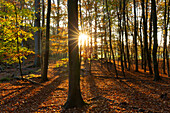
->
xmin=88 ymin=0 xmax=92 ymax=74
xmin=149 ymin=10 xmax=152 ymax=56
xmin=151 ymin=0 xmax=161 ymax=81
xmin=103 ymin=0 xmax=107 ymax=60
xmin=94 ymin=0 xmax=97 ymax=59
xmin=57 ymin=0 xmax=60 ymax=34
xmin=165 ymin=0 xmax=170 ymax=77
xmin=163 ymin=0 xmax=167 ymax=74
xmin=15 ymin=5 xmax=23 ymax=78
xmin=79 ymin=0 xmax=82 ymax=67
xmin=117 ymin=1 xmax=125 ymax=77
xmin=41 ymin=0 xmax=45 ymax=80
xmin=34 ymin=0 xmax=41 ymax=67
xmin=42 ymin=0 xmax=51 ymax=82
xmin=140 ymin=19 xmax=144 ymax=69
xmin=106 ymin=0 xmax=118 ymax=78
xmin=64 ymin=0 xmax=86 ymax=108
xmin=133 ymin=0 xmax=138 ymax=72
xmin=141 ymin=0 xmax=153 ymax=74
xmin=123 ymin=0 xmax=130 ymax=70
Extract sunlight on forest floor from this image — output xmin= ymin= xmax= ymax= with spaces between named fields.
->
xmin=0 ymin=60 xmax=169 ymax=112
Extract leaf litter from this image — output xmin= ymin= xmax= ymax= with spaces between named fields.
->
xmin=0 ymin=60 xmax=169 ymax=112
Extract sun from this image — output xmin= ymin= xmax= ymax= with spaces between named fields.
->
xmin=79 ymin=33 xmax=88 ymax=46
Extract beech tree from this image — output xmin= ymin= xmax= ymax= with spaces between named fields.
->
xmin=133 ymin=0 xmax=138 ymax=72
xmin=64 ymin=0 xmax=86 ymax=109
xmin=141 ymin=0 xmax=153 ymax=74
xmin=151 ymin=0 xmax=161 ymax=81
xmin=42 ymin=0 xmax=51 ymax=82
xmin=34 ymin=0 xmax=41 ymax=67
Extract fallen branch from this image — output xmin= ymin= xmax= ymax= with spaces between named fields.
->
xmin=11 ymin=75 xmax=41 ymax=85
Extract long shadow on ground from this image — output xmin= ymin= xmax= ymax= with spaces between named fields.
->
xmin=93 ymin=61 xmax=170 ymax=112
xmin=0 ymin=66 xmax=68 ymax=112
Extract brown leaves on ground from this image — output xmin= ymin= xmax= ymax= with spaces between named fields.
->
xmin=0 ymin=60 xmax=170 ymax=112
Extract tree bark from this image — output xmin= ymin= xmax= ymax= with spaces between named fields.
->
xmin=41 ymin=0 xmax=45 ymax=80
xmin=123 ymin=0 xmax=130 ymax=70
xmin=139 ymin=19 xmax=144 ymax=69
xmin=106 ymin=0 xmax=118 ymax=78
xmin=151 ymin=0 xmax=161 ymax=81
xmin=42 ymin=0 xmax=51 ymax=82
xmin=141 ymin=0 xmax=153 ymax=74
xmin=165 ymin=0 xmax=170 ymax=77
xmin=118 ymin=0 xmax=125 ymax=76
xmin=94 ymin=0 xmax=97 ymax=59
xmin=57 ymin=0 xmax=60 ymax=34
xmin=64 ymin=0 xmax=86 ymax=109
xmin=133 ymin=0 xmax=138 ymax=72
xmin=34 ymin=0 xmax=41 ymax=67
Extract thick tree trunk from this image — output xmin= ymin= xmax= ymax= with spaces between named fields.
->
xmin=151 ymin=0 xmax=161 ymax=81
xmin=42 ymin=0 xmax=51 ymax=82
xmin=34 ymin=0 xmax=41 ymax=67
xmin=64 ymin=0 xmax=86 ymax=109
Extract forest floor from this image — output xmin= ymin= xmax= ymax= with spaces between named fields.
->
xmin=0 ymin=59 xmax=170 ymax=112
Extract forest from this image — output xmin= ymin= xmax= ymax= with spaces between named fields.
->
xmin=0 ymin=0 xmax=170 ymax=112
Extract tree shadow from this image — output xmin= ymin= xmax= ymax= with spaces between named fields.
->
xmin=93 ymin=61 xmax=170 ymax=112
xmin=0 ymin=66 xmax=68 ymax=112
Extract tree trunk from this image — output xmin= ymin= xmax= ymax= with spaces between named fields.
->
xmin=42 ymin=0 xmax=51 ymax=82
xmin=57 ymin=0 xmax=60 ymax=34
xmin=141 ymin=0 xmax=153 ymax=74
xmin=139 ymin=19 xmax=144 ymax=69
xmin=103 ymin=0 xmax=107 ymax=60
xmin=15 ymin=5 xmax=23 ymax=78
xmin=151 ymin=0 xmax=161 ymax=81
xmin=123 ymin=0 xmax=130 ymax=70
xmin=165 ymin=0 xmax=170 ymax=77
xmin=34 ymin=0 xmax=41 ymax=67
xmin=64 ymin=0 xmax=86 ymax=109
xmin=106 ymin=0 xmax=118 ymax=78
xmin=133 ymin=0 xmax=138 ymax=72
xmin=94 ymin=0 xmax=97 ymax=59
xmin=149 ymin=10 xmax=152 ymax=57
xmin=41 ymin=0 xmax=45 ymax=80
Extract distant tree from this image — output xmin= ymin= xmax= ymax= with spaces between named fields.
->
xmin=141 ymin=0 xmax=153 ymax=74
xmin=41 ymin=0 xmax=45 ymax=76
xmin=133 ymin=0 xmax=138 ymax=72
xmin=94 ymin=0 xmax=97 ymax=59
xmin=64 ymin=0 xmax=86 ymax=109
xmin=34 ymin=0 xmax=41 ymax=67
xmin=151 ymin=0 xmax=161 ymax=81
xmin=57 ymin=0 xmax=60 ymax=34
xmin=117 ymin=0 xmax=125 ymax=76
xmin=139 ymin=19 xmax=144 ymax=69
xmin=163 ymin=0 xmax=169 ymax=76
xmin=123 ymin=0 xmax=130 ymax=70
xmin=42 ymin=0 xmax=51 ymax=82
xmin=106 ymin=0 xmax=118 ymax=78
